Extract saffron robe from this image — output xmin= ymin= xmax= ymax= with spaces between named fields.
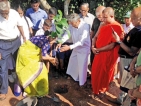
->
xmin=91 ymin=21 xmax=123 ymax=94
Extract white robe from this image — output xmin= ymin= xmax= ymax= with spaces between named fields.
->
xmin=61 ymin=20 xmax=90 ymax=85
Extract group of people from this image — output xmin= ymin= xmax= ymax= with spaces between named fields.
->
xmin=0 ymin=0 xmax=141 ymax=106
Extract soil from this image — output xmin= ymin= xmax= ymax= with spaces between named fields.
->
xmin=0 ymin=70 xmax=121 ymax=106
xmin=36 ymin=70 xmax=121 ymax=106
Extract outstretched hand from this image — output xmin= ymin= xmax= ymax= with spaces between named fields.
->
xmin=60 ymin=45 xmax=70 ymax=52
xmin=50 ymin=58 xmax=59 ymax=66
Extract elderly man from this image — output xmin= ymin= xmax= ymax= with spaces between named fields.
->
xmin=79 ymin=2 xmax=95 ymax=29
xmin=0 ymin=1 xmax=25 ymax=100
xmin=79 ymin=2 xmax=95 ymax=75
xmin=26 ymin=0 xmax=47 ymax=35
xmin=90 ymin=6 xmax=105 ymax=68
xmin=60 ymin=13 xmax=90 ymax=86
xmin=122 ymin=11 xmax=134 ymax=35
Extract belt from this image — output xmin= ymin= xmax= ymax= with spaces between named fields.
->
xmin=119 ymin=55 xmax=133 ymax=59
xmin=0 ymin=36 xmax=18 ymax=42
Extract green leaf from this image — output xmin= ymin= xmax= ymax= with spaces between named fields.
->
xmin=56 ymin=25 xmax=63 ymax=33
xmin=58 ymin=10 xmax=62 ymax=19
xmin=59 ymin=18 xmax=68 ymax=27
xmin=51 ymin=32 xmax=57 ymax=38
xmin=51 ymin=10 xmax=70 ymax=40
xmin=54 ymin=15 xmax=61 ymax=22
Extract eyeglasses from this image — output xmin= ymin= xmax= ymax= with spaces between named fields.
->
xmin=0 ymin=12 xmax=9 ymax=15
xmin=79 ymin=9 xmax=87 ymax=12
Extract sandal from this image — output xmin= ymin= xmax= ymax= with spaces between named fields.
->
xmin=16 ymin=97 xmax=38 ymax=106
xmin=91 ymin=94 xmax=99 ymax=99
xmin=0 ymin=94 xmax=6 ymax=101
xmin=98 ymin=92 xmax=106 ymax=99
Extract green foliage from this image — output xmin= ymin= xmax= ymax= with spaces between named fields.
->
xmin=47 ymin=0 xmax=141 ymax=23
xmin=9 ymin=0 xmax=30 ymax=10
xmin=51 ymin=10 xmax=70 ymax=40
xmin=101 ymin=0 xmax=141 ymax=23
xmin=9 ymin=0 xmax=141 ymax=23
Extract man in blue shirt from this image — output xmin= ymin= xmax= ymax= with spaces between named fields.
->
xmin=26 ymin=0 xmax=48 ymax=35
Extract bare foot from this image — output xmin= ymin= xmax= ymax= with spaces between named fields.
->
xmin=0 ymin=94 xmax=6 ymax=101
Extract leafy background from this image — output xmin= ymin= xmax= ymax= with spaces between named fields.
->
xmin=9 ymin=0 xmax=141 ymax=23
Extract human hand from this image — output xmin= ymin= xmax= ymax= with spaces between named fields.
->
xmin=129 ymin=63 xmax=137 ymax=78
xmin=91 ymin=47 xmax=99 ymax=54
xmin=112 ymin=30 xmax=120 ymax=42
xmin=50 ymin=58 xmax=59 ymax=66
xmin=55 ymin=58 xmax=59 ymax=66
xmin=23 ymin=36 xmax=26 ymax=42
xmin=132 ymin=88 xmax=139 ymax=99
xmin=57 ymin=43 xmax=62 ymax=49
xmin=128 ymin=89 xmax=136 ymax=100
xmin=130 ymin=68 xmax=137 ymax=78
xmin=60 ymin=45 xmax=70 ymax=52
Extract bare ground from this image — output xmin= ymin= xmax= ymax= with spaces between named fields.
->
xmin=0 ymin=70 xmax=121 ymax=106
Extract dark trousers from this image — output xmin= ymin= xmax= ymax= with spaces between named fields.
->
xmin=32 ymin=29 xmax=38 ymax=36
xmin=0 ymin=37 xmax=21 ymax=94
xmin=90 ymin=50 xmax=94 ymax=65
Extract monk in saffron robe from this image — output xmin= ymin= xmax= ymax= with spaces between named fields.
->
xmin=91 ymin=7 xmax=124 ymax=98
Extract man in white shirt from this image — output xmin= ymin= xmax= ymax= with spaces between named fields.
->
xmin=0 ymin=1 xmax=25 ymax=100
xmin=79 ymin=3 xmax=95 ymax=29
xmin=79 ymin=3 xmax=95 ymax=73
xmin=60 ymin=13 xmax=90 ymax=86
xmin=122 ymin=11 xmax=134 ymax=34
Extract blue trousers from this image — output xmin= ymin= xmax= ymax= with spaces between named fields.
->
xmin=0 ymin=37 xmax=21 ymax=94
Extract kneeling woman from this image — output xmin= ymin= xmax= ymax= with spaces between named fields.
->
xmin=16 ymin=19 xmax=58 ymax=96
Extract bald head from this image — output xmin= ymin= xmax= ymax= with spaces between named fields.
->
xmin=95 ymin=6 xmax=105 ymax=16
xmin=103 ymin=7 xmax=114 ymax=17
xmin=131 ymin=7 xmax=141 ymax=18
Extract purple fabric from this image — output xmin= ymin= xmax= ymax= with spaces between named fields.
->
xmin=30 ymin=35 xmax=50 ymax=56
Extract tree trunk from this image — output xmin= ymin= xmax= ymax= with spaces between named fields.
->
xmin=64 ymin=0 xmax=71 ymax=17
xmin=39 ymin=0 xmax=51 ymax=12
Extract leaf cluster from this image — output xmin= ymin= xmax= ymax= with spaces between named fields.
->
xmin=51 ymin=10 xmax=70 ymax=39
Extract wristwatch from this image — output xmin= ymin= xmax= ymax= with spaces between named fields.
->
xmin=116 ymin=41 xmax=122 ymax=45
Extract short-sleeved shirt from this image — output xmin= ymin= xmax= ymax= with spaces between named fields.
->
xmin=91 ymin=18 xmax=101 ymax=38
xmin=26 ymin=8 xmax=48 ymax=30
xmin=30 ymin=35 xmax=50 ymax=56
xmin=0 ymin=9 xmax=23 ymax=40
xmin=118 ymin=26 xmax=141 ymax=58
xmin=79 ymin=13 xmax=95 ymax=29
xmin=136 ymin=51 xmax=141 ymax=86
xmin=18 ymin=16 xmax=33 ymax=44
xmin=121 ymin=23 xmax=134 ymax=34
